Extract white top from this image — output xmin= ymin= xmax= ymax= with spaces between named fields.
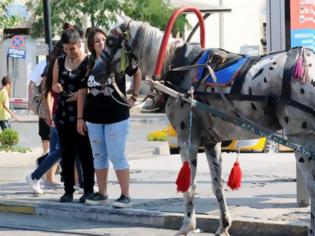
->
xmin=28 ymin=60 xmax=47 ymax=86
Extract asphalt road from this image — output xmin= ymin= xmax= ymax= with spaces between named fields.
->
xmin=0 ymin=212 xmax=212 ymax=236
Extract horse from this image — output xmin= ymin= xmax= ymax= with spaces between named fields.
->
xmin=91 ymin=20 xmax=315 ymax=236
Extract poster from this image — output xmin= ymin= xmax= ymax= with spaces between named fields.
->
xmin=290 ymin=0 xmax=315 ymax=50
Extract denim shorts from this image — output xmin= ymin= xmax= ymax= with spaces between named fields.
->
xmin=86 ymin=119 xmax=129 ymax=170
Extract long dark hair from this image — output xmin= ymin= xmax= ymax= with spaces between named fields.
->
xmin=61 ymin=27 xmax=81 ymax=45
xmin=44 ymin=40 xmax=64 ymax=98
xmin=87 ymin=27 xmax=106 ymax=57
xmin=44 ymin=23 xmax=82 ymax=97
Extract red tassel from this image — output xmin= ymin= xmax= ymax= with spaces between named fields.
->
xmin=176 ymin=161 xmax=191 ymax=192
xmin=227 ymin=161 xmax=242 ymax=190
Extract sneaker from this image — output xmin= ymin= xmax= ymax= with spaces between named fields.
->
xmin=44 ymin=181 xmax=63 ymax=189
xmin=85 ymin=192 xmax=108 ymax=205
xmin=112 ymin=194 xmax=132 ymax=208
xmin=26 ymin=174 xmax=44 ymax=194
xmin=60 ymin=193 xmax=73 ymax=203
xmin=75 ymin=184 xmax=84 ymax=194
xmin=79 ymin=192 xmax=94 ymax=204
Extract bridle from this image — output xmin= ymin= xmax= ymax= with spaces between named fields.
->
xmin=94 ymin=21 xmax=152 ymax=108
xmin=100 ymin=21 xmax=143 ymax=80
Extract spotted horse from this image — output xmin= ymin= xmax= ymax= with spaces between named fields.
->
xmin=91 ymin=20 xmax=315 ymax=236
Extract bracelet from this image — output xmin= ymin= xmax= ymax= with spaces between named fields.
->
xmin=77 ymin=117 xmax=84 ymax=120
xmin=130 ymin=96 xmax=137 ymax=102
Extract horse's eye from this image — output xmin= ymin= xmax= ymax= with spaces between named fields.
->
xmin=106 ymin=37 xmax=116 ymax=48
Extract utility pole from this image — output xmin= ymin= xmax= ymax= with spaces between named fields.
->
xmin=219 ymin=0 xmax=224 ymax=48
xmin=43 ymin=0 xmax=52 ymax=54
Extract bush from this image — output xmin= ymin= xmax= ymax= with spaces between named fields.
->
xmin=147 ymin=128 xmax=168 ymax=141
xmin=0 ymin=128 xmax=19 ymax=149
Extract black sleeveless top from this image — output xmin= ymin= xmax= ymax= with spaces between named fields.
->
xmin=55 ymin=55 xmax=89 ymax=126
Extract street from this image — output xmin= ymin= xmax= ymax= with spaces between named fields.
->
xmin=0 ymin=115 xmax=309 ymax=236
xmin=0 ymin=212 xmax=211 ymax=236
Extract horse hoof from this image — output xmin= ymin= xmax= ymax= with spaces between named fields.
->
xmin=215 ymin=231 xmax=230 ymax=236
xmin=174 ymin=223 xmax=195 ymax=236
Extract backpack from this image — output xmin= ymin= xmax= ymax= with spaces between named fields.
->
xmin=28 ymin=81 xmax=49 ymax=120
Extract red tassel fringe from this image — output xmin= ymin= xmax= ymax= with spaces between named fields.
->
xmin=227 ymin=161 xmax=242 ymax=190
xmin=176 ymin=161 xmax=191 ymax=192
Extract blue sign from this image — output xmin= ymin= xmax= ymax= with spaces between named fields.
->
xmin=8 ymin=48 xmax=26 ymax=59
xmin=291 ymin=29 xmax=315 ymax=50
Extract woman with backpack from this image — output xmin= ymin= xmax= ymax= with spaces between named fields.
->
xmin=26 ymin=40 xmax=64 ymax=194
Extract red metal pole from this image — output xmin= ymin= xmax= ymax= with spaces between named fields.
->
xmin=154 ymin=7 xmax=205 ymax=78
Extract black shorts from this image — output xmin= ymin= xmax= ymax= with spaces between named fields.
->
xmin=38 ymin=118 xmax=50 ymax=141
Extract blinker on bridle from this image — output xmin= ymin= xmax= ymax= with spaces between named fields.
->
xmin=100 ymin=21 xmax=140 ymax=78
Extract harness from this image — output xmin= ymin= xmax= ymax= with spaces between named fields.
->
xmin=148 ymin=46 xmax=315 ymax=158
xmin=149 ymin=80 xmax=315 ymax=159
xmin=165 ymin=46 xmax=315 ymax=120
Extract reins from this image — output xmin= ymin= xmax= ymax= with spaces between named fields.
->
xmin=100 ymin=77 xmax=149 ymax=108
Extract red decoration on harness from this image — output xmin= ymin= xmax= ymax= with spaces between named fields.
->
xmin=227 ymin=161 xmax=242 ymax=190
xmin=293 ymin=57 xmax=304 ymax=80
xmin=293 ymin=47 xmax=309 ymax=84
xmin=176 ymin=161 xmax=191 ymax=192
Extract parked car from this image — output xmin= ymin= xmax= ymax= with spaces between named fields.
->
xmin=167 ymin=124 xmax=269 ymax=153
xmin=221 ymin=138 xmax=268 ymax=152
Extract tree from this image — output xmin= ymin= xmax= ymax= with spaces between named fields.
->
xmin=0 ymin=0 xmax=21 ymax=30
xmin=27 ymin=0 xmax=121 ymax=37
xmin=122 ymin=0 xmax=186 ymax=34
xmin=27 ymin=0 xmax=186 ymax=38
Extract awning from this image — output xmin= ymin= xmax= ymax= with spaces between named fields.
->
xmin=168 ymin=0 xmax=231 ymax=13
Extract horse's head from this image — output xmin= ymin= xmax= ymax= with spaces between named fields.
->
xmin=92 ymin=21 xmax=142 ymax=85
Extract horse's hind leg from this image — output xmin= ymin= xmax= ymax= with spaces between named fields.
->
xmin=204 ymin=142 xmax=231 ymax=236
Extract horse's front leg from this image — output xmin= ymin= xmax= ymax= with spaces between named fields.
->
xmin=295 ymin=152 xmax=315 ymax=236
xmin=204 ymin=142 xmax=231 ymax=236
xmin=175 ymin=138 xmax=199 ymax=236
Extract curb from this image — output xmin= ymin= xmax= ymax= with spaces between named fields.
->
xmin=0 ymin=199 xmax=308 ymax=236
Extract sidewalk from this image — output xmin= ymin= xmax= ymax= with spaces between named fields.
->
xmin=13 ymin=105 xmax=167 ymax=124
xmin=0 ymin=145 xmax=309 ymax=236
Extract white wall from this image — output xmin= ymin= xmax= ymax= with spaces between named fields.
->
xmin=186 ymin=0 xmax=266 ymax=54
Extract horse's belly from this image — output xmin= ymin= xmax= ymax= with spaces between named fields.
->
xmin=206 ymin=100 xmax=276 ymax=141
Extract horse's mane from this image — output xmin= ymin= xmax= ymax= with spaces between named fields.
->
xmin=128 ymin=21 xmax=183 ymax=77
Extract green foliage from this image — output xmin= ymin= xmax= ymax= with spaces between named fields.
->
xmin=10 ymin=146 xmax=32 ymax=153
xmin=27 ymin=0 xmax=187 ymax=38
xmin=27 ymin=0 xmax=122 ymax=38
xmin=0 ymin=128 xmax=19 ymax=149
xmin=0 ymin=128 xmax=31 ymax=153
xmin=122 ymin=0 xmax=187 ymax=34
xmin=147 ymin=128 xmax=168 ymax=141
xmin=0 ymin=0 xmax=21 ymax=29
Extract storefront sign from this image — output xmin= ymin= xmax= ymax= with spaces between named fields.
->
xmin=290 ymin=0 xmax=315 ymax=50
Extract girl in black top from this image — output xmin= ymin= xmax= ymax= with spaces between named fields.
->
xmin=52 ymin=27 xmax=94 ymax=203
xmin=77 ymin=28 xmax=141 ymax=207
